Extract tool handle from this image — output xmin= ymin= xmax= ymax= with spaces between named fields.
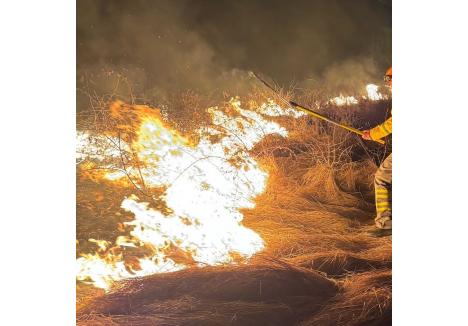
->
xmin=360 ymin=132 xmax=385 ymax=145
xmin=251 ymin=72 xmax=386 ymax=146
xmin=290 ymin=101 xmax=386 ymax=145
xmin=349 ymin=128 xmax=385 ymax=145
xmin=367 ymin=136 xmax=385 ymax=145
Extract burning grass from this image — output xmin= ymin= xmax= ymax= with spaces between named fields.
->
xmin=77 ymin=84 xmax=392 ymax=325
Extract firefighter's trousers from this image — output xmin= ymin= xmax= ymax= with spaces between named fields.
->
xmin=374 ymin=153 xmax=392 ymax=229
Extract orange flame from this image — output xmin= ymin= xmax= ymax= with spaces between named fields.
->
xmin=76 ymin=98 xmax=299 ymax=290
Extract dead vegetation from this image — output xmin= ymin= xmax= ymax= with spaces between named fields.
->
xmin=77 ymin=81 xmax=392 ymax=325
xmin=78 ymin=262 xmax=338 ymax=326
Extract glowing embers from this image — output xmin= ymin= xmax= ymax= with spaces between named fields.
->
xmin=76 ymin=99 xmax=291 ymax=290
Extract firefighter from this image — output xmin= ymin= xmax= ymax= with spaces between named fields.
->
xmin=362 ymin=67 xmax=392 ymax=231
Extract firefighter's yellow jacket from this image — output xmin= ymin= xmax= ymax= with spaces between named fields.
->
xmin=370 ymin=113 xmax=392 ymax=140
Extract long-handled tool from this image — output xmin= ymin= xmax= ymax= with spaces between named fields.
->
xmin=250 ymin=72 xmax=385 ymax=145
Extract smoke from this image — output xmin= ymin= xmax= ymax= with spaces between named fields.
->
xmin=77 ymin=0 xmax=391 ymax=109
xmin=302 ymin=57 xmax=389 ymax=97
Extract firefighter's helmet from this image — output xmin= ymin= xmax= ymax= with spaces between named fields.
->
xmin=384 ymin=67 xmax=392 ymax=82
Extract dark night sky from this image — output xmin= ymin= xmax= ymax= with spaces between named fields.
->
xmin=77 ymin=0 xmax=391 ymax=102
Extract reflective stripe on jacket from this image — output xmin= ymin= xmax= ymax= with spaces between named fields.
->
xmin=370 ymin=111 xmax=392 ymax=140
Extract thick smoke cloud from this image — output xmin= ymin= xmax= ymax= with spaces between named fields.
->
xmin=77 ymin=0 xmax=391 ymax=108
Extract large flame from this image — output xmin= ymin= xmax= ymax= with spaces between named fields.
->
xmin=76 ymin=98 xmax=299 ymax=290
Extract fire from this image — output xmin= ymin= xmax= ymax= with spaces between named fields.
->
xmin=258 ymin=99 xmax=306 ymax=118
xmin=365 ymin=84 xmax=385 ymax=101
xmin=329 ymin=95 xmax=359 ymax=106
xmin=77 ymin=98 xmax=299 ymax=290
xmin=328 ymin=84 xmax=386 ymax=106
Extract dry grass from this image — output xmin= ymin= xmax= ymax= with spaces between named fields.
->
xmin=301 ymin=270 xmax=392 ymax=326
xmin=78 ymin=262 xmax=338 ymax=326
xmin=77 ymin=85 xmax=392 ymax=325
